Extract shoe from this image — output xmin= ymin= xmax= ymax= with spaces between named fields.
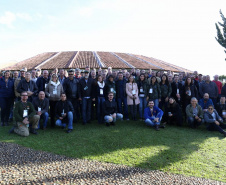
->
xmin=61 ymin=126 xmax=66 ymax=129
xmin=110 ymin=122 xmax=115 ymax=126
xmin=82 ymin=122 xmax=87 ymax=125
xmin=66 ymin=129 xmax=73 ymax=133
xmin=9 ymin=127 xmax=14 ymax=134
xmin=159 ymin=122 xmax=166 ymax=129
xmin=1 ymin=122 xmax=4 ymax=126
xmin=106 ymin=123 xmax=110 ymax=127
xmin=4 ymin=122 xmax=8 ymax=126
xmin=43 ymin=127 xmax=47 ymax=130
xmin=87 ymin=120 xmax=91 ymax=123
xmin=30 ymin=128 xmax=38 ymax=135
xmin=126 ymin=118 xmax=130 ymax=121
xmin=223 ymin=131 xmax=226 ymax=137
xmin=155 ymin=125 xmax=160 ymax=131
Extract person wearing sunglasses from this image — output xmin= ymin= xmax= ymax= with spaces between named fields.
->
xmin=204 ymin=105 xmax=226 ymax=137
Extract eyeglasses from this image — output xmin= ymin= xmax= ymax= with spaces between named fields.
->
xmin=208 ymin=108 xmax=213 ymax=110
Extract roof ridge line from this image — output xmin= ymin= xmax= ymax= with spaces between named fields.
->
xmin=127 ymin=53 xmax=163 ymax=70
xmin=35 ymin=52 xmax=61 ymax=69
xmin=65 ymin=51 xmax=78 ymax=68
xmin=93 ymin=51 xmax=105 ymax=68
xmin=111 ymin=52 xmax=135 ymax=68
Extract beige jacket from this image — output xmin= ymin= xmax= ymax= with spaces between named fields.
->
xmin=126 ymin=82 xmax=140 ymax=105
xmin=45 ymin=81 xmax=64 ymax=101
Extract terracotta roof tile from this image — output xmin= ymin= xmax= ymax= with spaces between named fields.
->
xmin=97 ymin=52 xmax=129 ymax=68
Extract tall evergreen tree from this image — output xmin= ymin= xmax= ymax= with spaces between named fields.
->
xmin=215 ymin=10 xmax=226 ymax=60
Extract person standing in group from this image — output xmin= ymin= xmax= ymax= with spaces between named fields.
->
xmin=14 ymin=68 xmax=26 ymax=101
xmin=94 ymin=75 xmax=106 ymax=124
xmin=16 ymin=72 xmax=38 ymax=102
xmin=181 ymin=77 xmax=198 ymax=113
xmin=104 ymin=75 xmax=116 ymax=100
xmin=45 ymin=73 xmax=64 ymax=128
xmin=171 ymin=74 xmax=183 ymax=104
xmin=36 ymin=70 xmax=50 ymax=93
xmin=78 ymin=70 xmax=95 ymax=125
xmin=213 ymin=75 xmax=222 ymax=102
xmin=126 ymin=75 xmax=140 ymax=121
xmin=146 ymin=76 xmax=161 ymax=108
xmin=0 ymin=71 xmax=15 ymax=126
xmin=159 ymin=74 xmax=171 ymax=110
xmin=115 ymin=72 xmax=129 ymax=120
xmin=63 ymin=69 xmax=80 ymax=123
xmin=137 ymin=73 xmax=148 ymax=120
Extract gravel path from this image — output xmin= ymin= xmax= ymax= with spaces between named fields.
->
xmin=0 ymin=142 xmax=225 ymax=185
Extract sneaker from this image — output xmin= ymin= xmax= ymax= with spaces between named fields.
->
xmin=66 ymin=129 xmax=73 ymax=133
xmin=155 ymin=125 xmax=160 ymax=131
xmin=9 ymin=127 xmax=14 ymax=134
xmin=30 ymin=128 xmax=38 ymax=135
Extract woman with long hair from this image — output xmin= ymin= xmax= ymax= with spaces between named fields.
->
xmin=45 ymin=73 xmax=64 ymax=128
xmin=146 ymin=76 xmax=161 ymax=108
xmin=181 ymin=77 xmax=198 ymax=113
xmin=159 ymin=74 xmax=172 ymax=110
xmin=126 ymin=75 xmax=140 ymax=120
xmin=137 ymin=73 xmax=148 ymax=120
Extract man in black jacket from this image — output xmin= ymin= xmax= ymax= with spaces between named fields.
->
xmin=32 ymin=91 xmax=49 ymax=129
xmin=36 ymin=70 xmax=50 ymax=93
xmin=63 ymin=69 xmax=80 ymax=123
xmin=171 ymin=74 xmax=183 ymax=104
xmin=55 ymin=93 xmax=74 ymax=133
xmin=103 ymin=92 xmax=123 ymax=126
xmin=17 ymin=72 xmax=38 ymax=102
xmin=78 ymin=70 xmax=95 ymax=125
xmin=115 ymin=72 xmax=128 ymax=119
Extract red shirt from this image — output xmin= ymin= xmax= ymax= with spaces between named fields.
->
xmin=213 ymin=80 xmax=222 ymax=94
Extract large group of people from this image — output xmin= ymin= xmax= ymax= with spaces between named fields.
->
xmin=0 ymin=66 xmax=226 ymax=137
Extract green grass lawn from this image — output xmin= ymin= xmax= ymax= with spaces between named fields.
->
xmin=0 ymin=120 xmax=225 ymax=182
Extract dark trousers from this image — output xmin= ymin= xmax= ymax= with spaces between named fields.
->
xmin=49 ymin=100 xmax=57 ymax=128
xmin=97 ymin=97 xmax=105 ymax=123
xmin=0 ymin=97 xmax=14 ymax=123
xmin=68 ymin=98 xmax=78 ymax=123
xmin=129 ymin=101 xmax=137 ymax=120
xmin=82 ymin=98 xmax=92 ymax=124
xmin=91 ymin=99 xmax=97 ymax=120
xmin=159 ymin=97 xmax=168 ymax=111
xmin=117 ymin=97 xmax=128 ymax=119
xmin=207 ymin=122 xmax=226 ymax=134
xmin=164 ymin=114 xmax=183 ymax=126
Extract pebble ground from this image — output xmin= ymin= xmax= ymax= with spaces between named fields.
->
xmin=0 ymin=142 xmax=225 ymax=185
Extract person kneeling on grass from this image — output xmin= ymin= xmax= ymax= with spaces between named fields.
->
xmin=55 ymin=93 xmax=74 ymax=133
xmin=9 ymin=91 xmax=40 ymax=136
xmin=103 ymin=92 xmax=123 ymax=126
xmin=204 ymin=104 xmax=226 ymax=137
xmin=186 ymin=97 xmax=204 ymax=129
xmin=144 ymin=100 xmax=164 ymax=131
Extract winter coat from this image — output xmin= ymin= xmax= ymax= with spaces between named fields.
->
xmin=55 ymin=100 xmax=74 ymax=123
xmin=199 ymin=81 xmax=218 ymax=98
xmin=186 ymin=104 xmax=203 ymax=119
xmin=63 ymin=77 xmax=79 ymax=99
xmin=198 ymin=98 xmax=214 ymax=110
xmin=36 ymin=76 xmax=50 ymax=93
xmin=204 ymin=109 xmax=223 ymax=124
xmin=146 ymin=82 xmax=161 ymax=100
xmin=126 ymin=83 xmax=140 ymax=105
xmin=103 ymin=100 xmax=118 ymax=116
xmin=160 ymin=83 xmax=172 ymax=98
xmin=45 ymin=81 xmax=64 ymax=101
xmin=144 ymin=106 xmax=164 ymax=120
xmin=0 ymin=77 xmax=14 ymax=98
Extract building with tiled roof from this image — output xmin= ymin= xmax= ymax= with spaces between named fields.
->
xmin=2 ymin=51 xmax=193 ymax=73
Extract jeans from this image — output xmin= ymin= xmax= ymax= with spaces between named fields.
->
xmin=0 ymin=97 xmax=14 ymax=123
xmin=145 ymin=116 xmax=162 ymax=127
xmin=207 ymin=122 xmax=226 ymax=134
xmin=56 ymin=111 xmax=73 ymax=129
xmin=104 ymin=113 xmax=123 ymax=123
xmin=38 ymin=112 xmax=49 ymax=129
xmin=187 ymin=117 xmax=204 ymax=128
xmin=97 ymin=97 xmax=105 ymax=123
xmin=117 ymin=97 xmax=128 ymax=119
xmin=82 ymin=97 xmax=92 ymax=123
xmin=139 ymin=97 xmax=147 ymax=119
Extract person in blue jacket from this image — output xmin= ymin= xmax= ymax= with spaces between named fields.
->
xmin=198 ymin=93 xmax=214 ymax=111
xmin=144 ymin=100 xmax=164 ymax=131
xmin=0 ymin=71 xmax=15 ymax=126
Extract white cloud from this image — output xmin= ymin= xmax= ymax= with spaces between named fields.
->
xmin=78 ymin=7 xmax=94 ymax=17
xmin=16 ymin=13 xmax=33 ymax=21
xmin=0 ymin=11 xmax=16 ymax=28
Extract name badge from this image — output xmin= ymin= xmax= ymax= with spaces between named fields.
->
xmin=23 ymin=110 xmax=28 ymax=117
xmin=222 ymin=110 xmax=226 ymax=115
xmin=53 ymin=89 xmax=57 ymax=95
xmin=100 ymin=89 xmax=103 ymax=95
xmin=132 ymin=90 xmax=136 ymax=95
xmin=177 ymin=89 xmax=179 ymax=94
xmin=149 ymin=88 xmax=153 ymax=93
xmin=38 ymin=107 xmax=41 ymax=112
xmin=45 ymin=84 xmax=47 ymax=88
xmin=84 ymin=86 xmax=88 ymax=90
xmin=110 ymin=88 xmax=114 ymax=92
xmin=140 ymin=88 xmax=143 ymax=93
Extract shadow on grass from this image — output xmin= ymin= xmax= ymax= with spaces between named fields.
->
xmin=0 ymin=120 xmax=217 ymax=172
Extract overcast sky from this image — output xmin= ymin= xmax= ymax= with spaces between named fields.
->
xmin=0 ymin=0 xmax=226 ymax=78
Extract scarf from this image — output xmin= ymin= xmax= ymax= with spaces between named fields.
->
xmin=97 ymin=81 xmax=105 ymax=88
